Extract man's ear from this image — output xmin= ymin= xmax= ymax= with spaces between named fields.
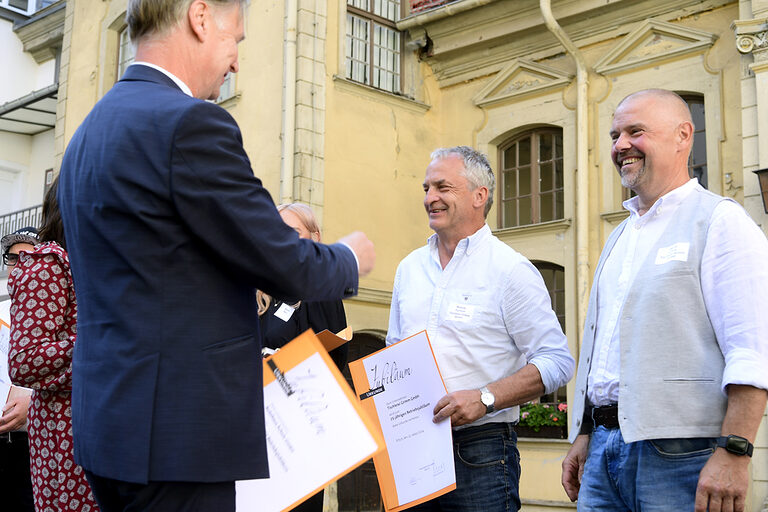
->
xmin=677 ymin=120 xmax=694 ymax=146
xmin=473 ymin=186 xmax=489 ymax=211
xmin=310 ymin=231 xmax=320 ymax=243
xmin=188 ymin=0 xmax=210 ymax=42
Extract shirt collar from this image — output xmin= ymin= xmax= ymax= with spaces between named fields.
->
xmin=428 ymin=223 xmax=491 ymax=262
xmin=623 ymin=178 xmax=700 ymax=222
xmin=130 ymin=62 xmax=193 ymax=97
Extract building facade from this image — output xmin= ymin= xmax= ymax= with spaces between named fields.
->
xmin=0 ymin=0 xmax=62 ymax=297
xmin=55 ymin=0 xmax=768 ymax=510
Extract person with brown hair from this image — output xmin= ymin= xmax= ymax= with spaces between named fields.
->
xmin=8 ymin=177 xmax=99 ymax=512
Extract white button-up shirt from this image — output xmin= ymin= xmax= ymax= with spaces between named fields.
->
xmin=588 ymin=179 xmax=768 ymax=406
xmin=387 ymin=224 xmax=575 ymax=426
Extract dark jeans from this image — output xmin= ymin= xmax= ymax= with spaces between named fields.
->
xmin=411 ymin=422 xmax=521 ymax=512
xmin=85 ymin=471 xmax=235 ymax=512
xmin=0 ymin=431 xmax=35 ymax=512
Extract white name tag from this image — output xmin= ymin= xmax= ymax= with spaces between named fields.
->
xmin=446 ymin=302 xmax=475 ymax=323
xmin=274 ymin=303 xmax=295 ymax=322
xmin=655 ymin=242 xmax=690 ymax=265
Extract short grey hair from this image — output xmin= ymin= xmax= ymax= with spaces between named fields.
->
xmin=126 ymin=0 xmax=243 ymax=43
xmin=430 ymin=146 xmax=495 ymax=217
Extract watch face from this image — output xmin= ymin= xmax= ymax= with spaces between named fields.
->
xmin=726 ymin=436 xmax=749 ymax=455
xmin=481 ymin=392 xmax=493 ymax=406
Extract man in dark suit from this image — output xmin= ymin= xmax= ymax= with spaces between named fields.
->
xmin=57 ymin=1 xmax=375 ymax=510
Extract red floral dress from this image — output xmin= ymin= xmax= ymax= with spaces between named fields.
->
xmin=8 ymin=242 xmax=99 ymax=512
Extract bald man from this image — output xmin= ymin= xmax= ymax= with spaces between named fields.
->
xmin=561 ymin=89 xmax=768 ymax=512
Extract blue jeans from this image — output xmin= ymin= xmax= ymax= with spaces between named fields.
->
xmin=578 ymin=426 xmax=717 ymax=511
xmin=410 ymin=422 xmax=521 ymax=512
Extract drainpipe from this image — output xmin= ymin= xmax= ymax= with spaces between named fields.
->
xmin=280 ymin=0 xmax=299 ymax=204
xmin=540 ymin=0 xmax=590 ymax=348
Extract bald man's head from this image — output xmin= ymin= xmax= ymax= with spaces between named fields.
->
xmin=617 ymin=89 xmax=693 ymax=127
xmin=609 ymin=89 xmax=696 ymax=200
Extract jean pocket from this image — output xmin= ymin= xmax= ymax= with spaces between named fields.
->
xmin=649 ymin=438 xmax=716 ymax=458
xmin=456 ymin=435 xmax=506 ymax=468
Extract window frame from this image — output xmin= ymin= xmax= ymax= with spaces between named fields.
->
xmin=497 ymin=128 xmax=564 ymax=228
xmin=117 ymin=26 xmax=135 ymax=81
xmin=345 ymin=0 xmax=404 ymax=94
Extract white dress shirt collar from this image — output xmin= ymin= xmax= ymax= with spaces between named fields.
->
xmin=427 ymin=224 xmax=492 ymax=265
xmin=130 ymin=62 xmax=193 ymax=97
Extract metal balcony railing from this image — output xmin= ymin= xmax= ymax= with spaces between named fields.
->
xmin=0 ymin=204 xmax=42 ymax=275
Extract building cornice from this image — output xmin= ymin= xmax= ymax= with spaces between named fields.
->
xmin=13 ymin=0 xmax=66 ymax=64
xmin=398 ymin=0 xmax=732 ymax=87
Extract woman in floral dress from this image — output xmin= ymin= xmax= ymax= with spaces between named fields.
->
xmin=7 ymin=177 xmax=99 ymax=512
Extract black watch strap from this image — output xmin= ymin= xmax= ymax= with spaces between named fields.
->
xmin=716 ymin=435 xmax=753 ymax=457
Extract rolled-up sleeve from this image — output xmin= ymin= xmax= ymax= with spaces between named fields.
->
xmin=702 ymin=201 xmax=768 ymax=393
xmin=502 ymin=260 xmax=575 ymax=394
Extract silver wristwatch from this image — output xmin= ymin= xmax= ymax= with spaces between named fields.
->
xmin=480 ymin=386 xmax=495 ymax=414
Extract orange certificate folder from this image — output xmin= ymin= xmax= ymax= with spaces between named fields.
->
xmin=349 ymin=330 xmax=456 ymax=511
xmin=236 ymin=329 xmax=385 ymax=512
xmin=315 ymin=326 xmax=352 ymax=353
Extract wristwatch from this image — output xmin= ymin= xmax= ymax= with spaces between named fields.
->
xmin=480 ymin=386 xmax=495 ymax=414
xmin=716 ymin=435 xmax=753 ymax=457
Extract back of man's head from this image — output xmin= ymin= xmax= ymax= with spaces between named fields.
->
xmin=126 ymin=0 xmax=242 ymax=43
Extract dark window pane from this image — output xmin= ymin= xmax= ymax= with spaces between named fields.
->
xmin=519 ymin=166 xmax=531 ymax=196
xmin=540 ymin=192 xmax=554 ymax=222
xmin=519 ymin=196 xmax=532 ymax=225
xmin=504 ymin=200 xmax=517 ymax=227
xmin=555 ymin=159 xmax=563 ymax=189
xmin=540 ymin=133 xmax=552 ymax=161
xmin=503 ymin=170 xmax=517 ymax=199
xmin=556 ymin=191 xmax=564 ymax=219
xmin=555 ymin=267 xmax=564 ymax=289
xmin=540 ymin=162 xmax=553 ymax=191
xmin=503 ymin=146 xmax=516 ymax=169
xmin=692 ymin=131 xmax=707 ymax=165
xmin=519 ymin=138 xmax=531 ymax=166
xmin=9 ymin=0 xmax=28 ymax=9
xmin=555 ymin=134 xmax=563 ymax=158
xmin=555 ymin=291 xmax=565 ymax=317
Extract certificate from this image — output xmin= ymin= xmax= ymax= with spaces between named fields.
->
xmin=349 ymin=330 xmax=456 ymax=511
xmin=236 ymin=330 xmax=384 ymax=512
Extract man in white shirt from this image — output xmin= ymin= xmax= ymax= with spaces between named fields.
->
xmin=387 ymin=146 xmax=574 ymax=512
xmin=562 ymin=89 xmax=768 ymax=512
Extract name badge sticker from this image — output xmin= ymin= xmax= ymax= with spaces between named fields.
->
xmin=275 ymin=303 xmax=295 ymax=322
xmin=654 ymin=242 xmax=690 ymax=265
xmin=446 ymin=302 xmax=475 ymax=323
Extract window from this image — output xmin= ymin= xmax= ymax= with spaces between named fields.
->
xmin=345 ymin=0 xmax=402 ymax=94
xmin=1 ymin=0 xmax=34 ymax=15
xmin=117 ymin=27 xmax=135 ymax=80
xmin=499 ymin=129 xmax=564 ymax=228
xmin=534 ymin=261 xmax=566 ymax=405
xmin=682 ymin=94 xmax=707 ymax=189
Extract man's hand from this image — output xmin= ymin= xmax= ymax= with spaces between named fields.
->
xmin=432 ymin=390 xmax=485 ymax=426
xmin=0 ymin=393 xmax=31 ymax=433
xmin=694 ymin=449 xmax=750 ymax=512
xmin=337 ymin=231 xmax=375 ymax=277
xmin=562 ymin=434 xmax=589 ymax=502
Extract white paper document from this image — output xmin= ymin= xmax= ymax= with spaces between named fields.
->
xmin=1 ymin=301 xmax=13 ymax=402
xmin=361 ymin=331 xmax=455 ymax=506
xmin=236 ymin=351 xmax=379 ymax=512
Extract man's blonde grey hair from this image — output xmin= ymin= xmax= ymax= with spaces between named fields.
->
xmin=430 ymin=146 xmax=496 ymax=218
xmin=126 ymin=0 xmax=244 ymax=43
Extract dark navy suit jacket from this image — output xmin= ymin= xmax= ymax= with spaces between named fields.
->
xmin=58 ymin=65 xmax=358 ymax=484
